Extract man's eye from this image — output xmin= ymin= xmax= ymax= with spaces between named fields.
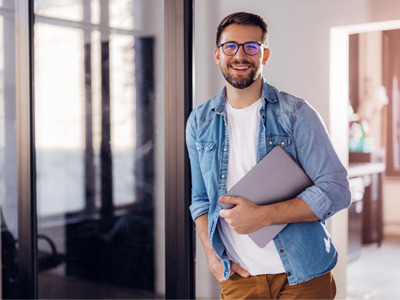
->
xmin=225 ymin=44 xmax=236 ymax=50
xmin=245 ymin=43 xmax=257 ymax=50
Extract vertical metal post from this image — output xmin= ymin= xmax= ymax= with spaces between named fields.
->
xmin=15 ymin=0 xmax=37 ymax=298
xmin=165 ymin=0 xmax=194 ymax=298
xmin=83 ymin=0 xmax=95 ymax=214
xmin=99 ymin=0 xmax=113 ymax=231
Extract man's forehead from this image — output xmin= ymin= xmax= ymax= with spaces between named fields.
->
xmin=219 ymin=24 xmax=263 ymax=42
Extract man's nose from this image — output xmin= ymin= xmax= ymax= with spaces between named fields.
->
xmin=233 ymin=45 xmax=248 ymax=60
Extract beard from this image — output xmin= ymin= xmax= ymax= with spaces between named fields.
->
xmin=220 ymin=60 xmax=259 ymax=89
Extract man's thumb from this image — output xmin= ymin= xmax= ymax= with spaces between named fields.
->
xmin=219 ymin=196 xmax=238 ymax=204
xmin=231 ymin=262 xmax=250 ymax=278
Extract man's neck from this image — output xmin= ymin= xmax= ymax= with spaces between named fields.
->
xmin=225 ymin=76 xmax=263 ymax=109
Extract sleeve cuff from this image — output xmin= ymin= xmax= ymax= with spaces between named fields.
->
xmin=189 ymin=202 xmax=210 ymax=221
xmin=298 ymin=185 xmax=334 ymax=221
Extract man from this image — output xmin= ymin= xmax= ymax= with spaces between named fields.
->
xmin=186 ymin=12 xmax=351 ymax=299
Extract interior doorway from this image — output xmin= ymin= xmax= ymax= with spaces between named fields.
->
xmin=330 ymin=20 xmax=400 ymax=299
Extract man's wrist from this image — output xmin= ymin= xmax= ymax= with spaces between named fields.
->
xmin=259 ymin=204 xmax=273 ymax=227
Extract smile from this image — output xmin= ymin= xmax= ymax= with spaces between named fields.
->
xmin=231 ymin=66 xmax=250 ymax=70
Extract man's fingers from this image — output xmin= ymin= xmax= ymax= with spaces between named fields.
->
xmin=231 ymin=262 xmax=250 ymax=278
xmin=219 ymin=208 xmax=230 ymax=219
xmin=219 ymin=196 xmax=240 ymax=204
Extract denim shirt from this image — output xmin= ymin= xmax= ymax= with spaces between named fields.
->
xmin=186 ymin=78 xmax=351 ymax=285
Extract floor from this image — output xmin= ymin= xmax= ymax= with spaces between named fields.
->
xmin=346 ymin=235 xmax=400 ymax=299
xmin=38 ymin=268 xmax=157 ymax=299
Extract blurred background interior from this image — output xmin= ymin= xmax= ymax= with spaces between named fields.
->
xmin=1 ymin=0 xmax=400 ymax=299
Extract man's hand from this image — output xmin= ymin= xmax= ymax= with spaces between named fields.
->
xmin=207 ymin=249 xmax=249 ymax=282
xmin=219 ymin=196 xmax=266 ymax=234
xmin=194 ymin=212 xmax=250 ymax=283
xmin=220 ymin=196 xmax=320 ymax=234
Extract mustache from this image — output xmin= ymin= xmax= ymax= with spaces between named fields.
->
xmin=229 ymin=60 xmax=255 ymax=67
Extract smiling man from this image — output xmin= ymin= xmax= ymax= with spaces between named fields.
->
xmin=186 ymin=12 xmax=351 ymax=299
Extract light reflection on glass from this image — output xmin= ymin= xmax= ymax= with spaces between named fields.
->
xmin=91 ymin=0 xmax=100 ymax=24
xmin=110 ymin=34 xmax=136 ymax=206
xmin=35 ymin=23 xmax=85 ymax=216
xmin=35 ymin=0 xmax=83 ymax=22
xmin=109 ymin=0 xmax=134 ymax=30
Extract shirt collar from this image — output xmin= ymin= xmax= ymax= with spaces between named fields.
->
xmin=211 ymin=77 xmax=277 ymax=114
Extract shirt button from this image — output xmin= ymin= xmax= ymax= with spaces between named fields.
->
xmin=269 ymin=141 xmax=273 ymax=145
xmin=211 ymin=228 xmax=214 ymax=231
xmin=221 ymin=175 xmax=225 ymax=178
xmin=224 ymin=148 xmax=228 ymax=151
xmin=206 ymin=147 xmax=209 ymax=150
xmin=281 ymin=141 xmax=285 ymax=146
xmin=280 ymin=249 xmax=284 ymax=253
xmin=327 ymin=212 xmax=332 ymax=215
xmin=197 ymin=147 xmax=200 ymax=150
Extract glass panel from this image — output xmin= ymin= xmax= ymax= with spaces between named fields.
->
xmin=110 ymin=33 xmax=136 ymax=207
xmin=109 ymin=0 xmax=134 ymax=30
xmin=35 ymin=0 xmax=83 ymax=22
xmin=34 ymin=0 xmax=165 ymax=298
xmin=0 ymin=1 xmax=18 ymax=298
xmin=35 ymin=23 xmax=85 ymax=215
xmin=91 ymin=0 xmax=100 ymax=24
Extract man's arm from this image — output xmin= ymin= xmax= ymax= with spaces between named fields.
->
xmin=219 ymin=196 xmax=318 ymax=235
xmin=195 ymin=213 xmax=249 ymax=282
xmin=220 ymin=100 xmax=351 ymax=235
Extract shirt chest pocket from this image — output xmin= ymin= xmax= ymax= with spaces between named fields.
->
xmin=195 ymin=141 xmax=216 ymax=174
xmin=266 ymin=135 xmax=291 ymax=148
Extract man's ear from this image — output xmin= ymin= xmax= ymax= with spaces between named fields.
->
xmin=214 ymin=47 xmax=221 ymax=65
xmin=262 ymin=48 xmax=270 ymax=65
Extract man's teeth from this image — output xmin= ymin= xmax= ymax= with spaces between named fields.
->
xmin=232 ymin=66 xmax=250 ymax=70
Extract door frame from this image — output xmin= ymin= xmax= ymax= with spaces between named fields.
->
xmin=15 ymin=0 xmax=37 ymax=298
xmin=164 ymin=0 xmax=195 ymax=299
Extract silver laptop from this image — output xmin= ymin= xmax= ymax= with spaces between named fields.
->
xmin=220 ymin=146 xmax=313 ymax=248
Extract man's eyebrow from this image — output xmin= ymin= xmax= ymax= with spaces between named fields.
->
xmin=219 ymin=40 xmax=237 ymax=44
xmin=220 ymin=40 xmax=259 ymax=44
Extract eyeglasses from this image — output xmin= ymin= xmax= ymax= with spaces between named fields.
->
xmin=217 ymin=42 xmax=267 ymax=56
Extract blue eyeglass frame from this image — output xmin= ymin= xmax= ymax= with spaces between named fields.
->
xmin=217 ymin=41 xmax=267 ymax=56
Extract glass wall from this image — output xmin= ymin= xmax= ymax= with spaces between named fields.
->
xmin=0 ymin=0 xmax=18 ymax=298
xmin=33 ymin=0 xmax=165 ymax=298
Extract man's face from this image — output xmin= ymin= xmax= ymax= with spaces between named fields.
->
xmin=214 ymin=24 xmax=270 ymax=89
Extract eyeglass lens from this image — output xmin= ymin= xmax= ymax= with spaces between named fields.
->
xmin=222 ymin=42 xmax=260 ymax=56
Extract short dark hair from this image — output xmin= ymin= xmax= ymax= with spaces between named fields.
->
xmin=216 ymin=12 xmax=268 ymax=46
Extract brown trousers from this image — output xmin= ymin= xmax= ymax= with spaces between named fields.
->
xmin=219 ymin=271 xmax=336 ymax=299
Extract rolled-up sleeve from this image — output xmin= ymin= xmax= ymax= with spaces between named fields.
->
xmin=294 ymin=101 xmax=351 ymax=221
xmin=186 ymin=113 xmax=210 ymax=221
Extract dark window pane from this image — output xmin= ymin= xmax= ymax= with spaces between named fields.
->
xmin=34 ymin=0 xmax=165 ymax=298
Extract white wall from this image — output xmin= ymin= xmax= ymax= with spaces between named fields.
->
xmin=194 ymin=1 xmax=400 ymax=299
xmin=195 ymin=0 xmax=400 ymax=122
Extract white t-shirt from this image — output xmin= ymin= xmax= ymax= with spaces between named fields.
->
xmin=218 ymin=98 xmax=285 ymax=275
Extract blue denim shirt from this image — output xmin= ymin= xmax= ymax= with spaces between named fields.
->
xmin=186 ymin=78 xmax=351 ymax=285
